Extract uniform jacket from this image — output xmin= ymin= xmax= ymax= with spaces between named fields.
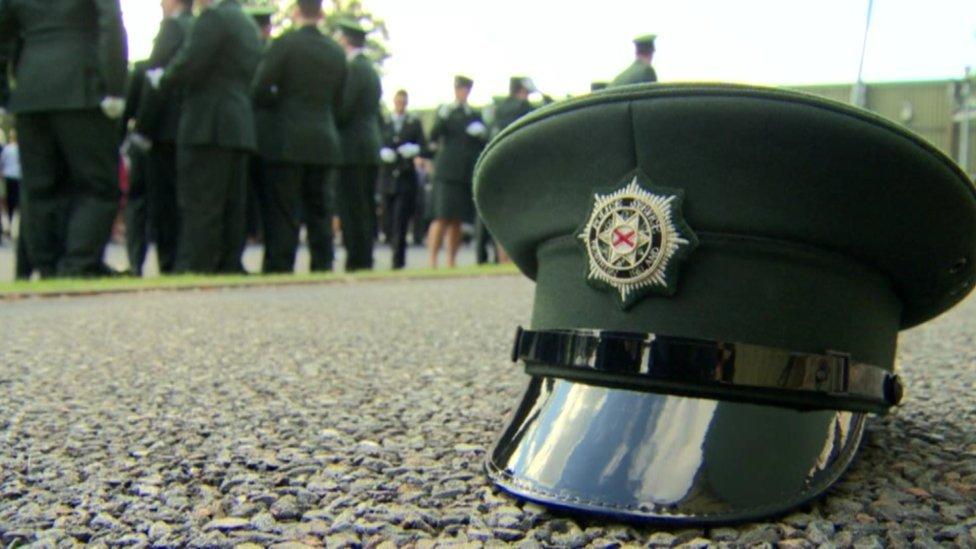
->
xmin=161 ymin=0 xmax=261 ymax=151
xmin=430 ymin=103 xmax=486 ymax=184
xmin=252 ymin=25 xmax=346 ymax=165
xmin=491 ymin=96 xmax=535 ymax=138
xmin=136 ymin=10 xmax=193 ymax=143
xmin=610 ymin=60 xmax=658 ymax=88
xmin=379 ymin=111 xmax=427 ymax=193
xmin=122 ymin=61 xmax=147 ymax=140
xmin=0 ymin=0 xmax=127 ymax=113
xmin=338 ymin=52 xmax=382 ymax=166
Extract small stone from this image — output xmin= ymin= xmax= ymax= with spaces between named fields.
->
xmin=777 ymin=540 xmax=812 ymax=549
xmin=493 ymin=528 xmax=525 ymax=542
xmin=208 ymin=517 xmax=251 ymax=531
xmin=646 ymin=532 xmax=676 ymax=546
xmin=738 ymin=525 xmax=779 ymax=545
xmin=250 ymin=512 xmax=277 ymax=532
xmin=853 ymin=534 xmax=885 ymax=549
xmin=905 ymin=487 xmax=931 ymax=498
xmin=806 ymin=519 xmax=835 ymax=545
xmin=147 ymin=521 xmax=173 ymax=541
xmin=270 ymin=495 xmax=302 ymax=521
xmin=676 ymin=537 xmax=713 ymax=549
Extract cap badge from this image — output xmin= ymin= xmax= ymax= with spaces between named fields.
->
xmin=578 ymin=173 xmax=698 ymax=308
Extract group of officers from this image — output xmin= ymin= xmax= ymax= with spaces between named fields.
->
xmin=0 ymin=0 xmax=658 ymax=279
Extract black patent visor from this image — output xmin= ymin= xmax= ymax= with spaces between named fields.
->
xmin=512 ymin=327 xmax=903 ymax=414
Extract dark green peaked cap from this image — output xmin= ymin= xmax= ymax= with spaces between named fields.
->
xmin=475 ymin=84 xmax=976 ymax=522
xmin=337 ymin=18 xmax=367 ymax=37
xmin=633 ymin=33 xmax=657 ymax=46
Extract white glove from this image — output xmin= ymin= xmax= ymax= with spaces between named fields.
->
xmin=145 ymin=68 xmax=164 ymax=90
xmin=437 ymin=104 xmax=451 ymax=119
xmin=379 ymin=147 xmax=397 ymax=164
xmin=129 ymin=132 xmax=153 ymax=152
xmin=396 ymin=142 xmax=421 ymax=159
xmin=465 ymin=121 xmax=487 ymax=138
xmin=100 ymin=96 xmax=126 ymax=119
xmin=0 ymin=107 xmax=7 ymax=117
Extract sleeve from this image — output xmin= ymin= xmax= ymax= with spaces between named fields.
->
xmin=94 ymin=0 xmax=128 ymax=97
xmin=252 ymin=36 xmax=285 ymax=108
xmin=413 ymin=118 xmax=431 ymax=158
xmin=146 ymin=18 xmax=183 ymax=69
xmin=337 ymin=59 xmax=363 ymax=127
xmin=161 ymin=9 xmax=225 ymax=90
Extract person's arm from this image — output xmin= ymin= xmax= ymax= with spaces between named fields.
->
xmin=337 ymin=58 xmax=364 ymax=127
xmin=160 ymin=8 xmax=225 ymax=90
xmin=252 ymin=36 xmax=286 ymax=107
xmin=146 ymin=18 xmax=183 ymax=69
xmin=94 ymin=0 xmax=128 ymax=98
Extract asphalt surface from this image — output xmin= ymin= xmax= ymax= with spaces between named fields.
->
xmin=0 ymin=277 xmax=974 ymax=548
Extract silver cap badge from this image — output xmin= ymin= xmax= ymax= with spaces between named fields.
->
xmin=578 ymin=172 xmax=698 ymax=308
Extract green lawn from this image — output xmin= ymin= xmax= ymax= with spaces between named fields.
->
xmin=0 ymin=263 xmax=521 ymax=299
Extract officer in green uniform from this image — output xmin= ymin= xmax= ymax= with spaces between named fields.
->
xmin=244 ymin=5 xmax=275 ymax=246
xmin=252 ymin=0 xmax=346 ymax=273
xmin=474 ymin=84 xmax=976 ymax=523
xmin=136 ymin=0 xmax=194 ymax=274
xmin=427 ymin=75 xmax=487 ymax=268
xmin=335 ymin=19 xmax=382 ymax=272
xmin=378 ymin=89 xmax=427 ymax=270
xmin=147 ymin=0 xmax=261 ymax=274
xmin=0 ymin=0 xmax=128 ymax=278
xmin=122 ymin=62 xmax=151 ymax=275
xmin=610 ymin=34 xmax=658 ymax=88
xmin=474 ymin=76 xmax=537 ymax=265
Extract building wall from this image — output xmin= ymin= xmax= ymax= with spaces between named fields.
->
xmin=793 ymin=80 xmax=976 ymax=177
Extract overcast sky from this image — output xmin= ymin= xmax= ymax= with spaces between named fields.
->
xmin=121 ymin=0 xmax=976 ymax=108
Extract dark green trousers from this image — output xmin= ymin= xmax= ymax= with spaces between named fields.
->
xmin=16 ymin=109 xmax=120 ymax=277
xmin=336 ymin=164 xmax=377 ymax=271
xmin=146 ymin=142 xmax=179 ymax=274
xmin=124 ymin=146 xmax=150 ymax=275
xmin=260 ymin=161 xmax=334 ymax=273
xmin=175 ymin=145 xmax=247 ymax=274
xmin=474 ymin=215 xmax=497 ymax=265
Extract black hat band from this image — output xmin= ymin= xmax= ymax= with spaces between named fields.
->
xmin=512 ymin=327 xmax=903 ymax=414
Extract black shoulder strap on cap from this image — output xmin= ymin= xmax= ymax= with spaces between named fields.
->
xmin=511 ymin=327 xmax=903 ymax=414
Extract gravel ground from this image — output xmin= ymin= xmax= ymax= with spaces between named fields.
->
xmin=0 ymin=277 xmax=974 ymax=548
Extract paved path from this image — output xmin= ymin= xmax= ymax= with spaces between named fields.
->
xmin=0 ymin=278 xmax=974 ymax=547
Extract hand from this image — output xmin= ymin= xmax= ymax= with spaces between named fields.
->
xmin=145 ymin=68 xmax=164 ymax=90
xmin=100 ymin=96 xmax=126 ymax=120
xmin=379 ymin=147 xmax=397 ymax=164
xmin=465 ymin=121 xmax=487 ymax=138
xmin=396 ymin=142 xmax=421 ymax=159
xmin=0 ymin=107 xmax=7 ymax=118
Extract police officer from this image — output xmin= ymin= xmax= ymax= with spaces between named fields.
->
xmin=610 ymin=34 xmax=658 ymax=88
xmin=379 ymin=89 xmax=427 ymax=270
xmin=244 ymin=5 xmax=275 ymax=246
xmin=122 ymin=62 xmax=151 ymax=275
xmin=427 ymin=75 xmax=487 ymax=269
xmin=136 ymin=0 xmax=194 ymax=274
xmin=335 ymin=19 xmax=382 ymax=272
xmin=147 ymin=0 xmax=261 ymax=274
xmin=474 ymin=76 xmax=537 ymax=265
xmin=252 ymin=0 xmax=346 ymax=273
xmin=0 ymin=0 xmax=128 ymax=278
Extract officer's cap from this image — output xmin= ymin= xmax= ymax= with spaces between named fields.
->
xmin=474 ymin=84 xmax=976 ymax=523
xmin=244 ymin=5 xmax=276 ymax=26
xmin=633 ymin=33 xmax=657 ymax=47
xmin=337 ymin=18 xmax=367 ymax=39
xmin=509 ymin=76 xmax=537 ymax=95
xmin=454 ymin=75 xmax=474 ymax=89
